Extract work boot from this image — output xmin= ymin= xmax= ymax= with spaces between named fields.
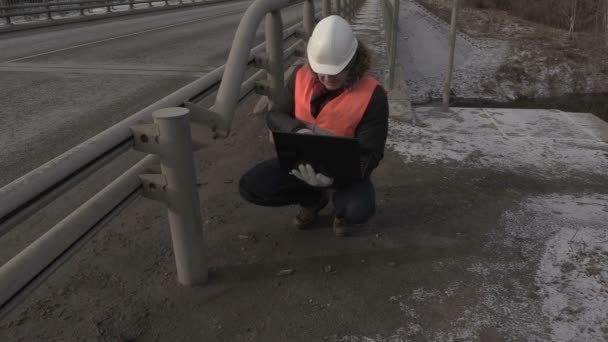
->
xmin=332 ymin=217 xmax=351 ymax=237
xmin=293 ymin=193 xmax=329 ymax=230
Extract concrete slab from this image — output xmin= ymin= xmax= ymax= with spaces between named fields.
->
xmin=389 ymin=107 xmax=608 ymax=178
xmin=483 ymin=108 xmax=596 ymax=140
xmin=565 ymin=111 xmax=608 ymax=143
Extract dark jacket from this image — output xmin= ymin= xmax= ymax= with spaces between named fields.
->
xmin=266 ymin=64 xmax=389 ymax=179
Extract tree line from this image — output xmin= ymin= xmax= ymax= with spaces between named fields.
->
xmin=463 ymin=0 xmax=608 ymax=41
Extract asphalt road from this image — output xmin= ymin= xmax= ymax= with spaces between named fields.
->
xmin=0 ymin=0 xmax=315 ymax=187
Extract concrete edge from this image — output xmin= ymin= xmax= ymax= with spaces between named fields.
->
xmin=386 ymin=60 xmax=418 ymax=125
xmin=0 ymin=0 xmax=247 ymax=34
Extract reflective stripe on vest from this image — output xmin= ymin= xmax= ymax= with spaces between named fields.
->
xmin=294 ymin=66 xmax=379 ymax=138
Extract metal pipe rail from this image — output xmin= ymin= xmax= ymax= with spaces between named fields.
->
xmin=212 ymin=0 xmax=365 ymax=129
xmin=0 ymin=14 xmax=309 ymax=237
xmin=0 ymin=0 xmax=366 ymax=317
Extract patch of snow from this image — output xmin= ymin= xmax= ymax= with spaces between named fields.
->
xmin=9 ymin=15 xmax=49 ymax=24
xmin=338 ymin=193 xmax=608 ymax=341
xmin=532 ymin=202 xmax=608 ymax=340
xmin=150 ymin=1 xmax=168 ymax=7
xmin=88 ymin=7 xmax=108 ymax=14
xmin=388 ymin=107 xmax=608 ymax=178
xmin=497 ymin=194 xmax=608 ymax=341
xmin=51 ymin=10 xmax=82 ymax=20
xmin=111 ymin=4 xmax=131 ymax=11
xmin=396 ymin=0 xmax=508 ymax=104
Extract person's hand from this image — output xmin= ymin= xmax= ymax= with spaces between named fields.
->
xmin=295 ymin=128 xmax=314 ymax=134
xmin=290 ymin=164 xmax=333 ymax=187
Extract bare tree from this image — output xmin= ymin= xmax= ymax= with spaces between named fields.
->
xmin=556 ymin=0 xmax=604 ymax=40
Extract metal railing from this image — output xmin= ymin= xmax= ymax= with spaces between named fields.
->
xmin=382 ymin=0 xmax=398 ymax=90
xmin=0 ymin=0 xmax=225 ymax=25
xmin=0 ymin=0 xmax=365 ymax=317
xmin=442 ymin=0 xmax=459 ymax=112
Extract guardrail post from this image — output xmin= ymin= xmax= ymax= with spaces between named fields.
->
xmin=131 ymin=107 xmax=208 ymax=286
xmin=442 ymin=0 xmax=459 ymax=112
xmin=130 ymin=0 xmax=135 ymax=10
xmin=322 ymin=0 xmax=330 ymax=18
xmin=388 ymin=0 xmax=399 ymax=89
xmin=264 ymin=10 xmax=285 ymax=105
xmin=1 ymin=4 xmax=11 ymax=25
xmin=343 ymin=0 xmax=348 ymax=20
xmin=303 ymin=0 xmax=315 ymax=38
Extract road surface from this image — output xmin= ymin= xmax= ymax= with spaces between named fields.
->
xmin=0 ymin=0 xmax=314 ymax=186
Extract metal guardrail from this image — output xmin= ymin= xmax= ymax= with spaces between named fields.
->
xmin=0 ymin=0 xmax=365 ymax=318
xmin=0 ymin=0 xmax=219 ymax=25
xmin=381 ymin=0 xmax=458 ymax=112
xmin=442 ymin=0 xmax=459 ymax=112
xmin=382 ymin=0 xmax=399 ymax=90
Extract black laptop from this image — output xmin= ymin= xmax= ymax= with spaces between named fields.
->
xmin=272 ymin=131 xmax=361 ymax=184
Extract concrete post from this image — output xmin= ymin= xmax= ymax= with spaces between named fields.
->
xmin=156 ymin=108 xmax=207 ymax=286
xmin=322 ymin=0 xmax=331 ymax=17
xmin=155 ymin=108 xmax=207 ymax=285
xmin=303 ymin=0 xmax=315 ymax=38
xmin=346 ymin=0 xmax=351 ymax=20
xmin=265 ymin=10 xmax=285 ymax=105
xmin=1 ymin=0 xmax=11 ymax=24
xmin=442 ymin=0 xmax=459 ymax=112
xmin=388 ymin=0 xmax=399 ymax=89
xmin=131 ymin=108 xmax=208 ymax=286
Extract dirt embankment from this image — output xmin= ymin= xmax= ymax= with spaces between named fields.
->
xmin=417 ymin=0 xmax=608 ymax=103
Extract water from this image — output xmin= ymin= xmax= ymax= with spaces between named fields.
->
xmin=451 ymin=93 xmax=608 ymax=122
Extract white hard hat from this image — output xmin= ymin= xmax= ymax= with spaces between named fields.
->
xmin=307 ymin=15 xmax=358 ymax=75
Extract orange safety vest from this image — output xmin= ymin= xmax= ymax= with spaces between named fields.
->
xmin=294 ymin=66 xmax=379 ymax=138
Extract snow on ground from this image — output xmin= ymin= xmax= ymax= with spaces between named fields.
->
xmin=397 ymin=0 xmax=508 ymax=104
xmin=334 ymin=194 xmax=608 ymax=342
xmin=499 ymin=194 xmax=608 ymax=342
xmin=388 ymin=107 xmax=608 ymax=179
xmin=399 ymin=0 xmax=608 ymax=104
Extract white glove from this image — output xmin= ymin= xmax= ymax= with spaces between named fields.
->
xmin=295 ymin=128 xmax=314 ymax=134
xmin=290 ymin=164 xmax=334 ymax=187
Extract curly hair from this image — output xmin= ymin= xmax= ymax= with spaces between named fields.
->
xmin=341 ymin=40 xmax=372 ymax=89
xmin=304 ymin=39 xmax=372 ymax=90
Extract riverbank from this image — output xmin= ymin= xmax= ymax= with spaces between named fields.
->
xmin=411 ymin=0 xmax=608 ymax=120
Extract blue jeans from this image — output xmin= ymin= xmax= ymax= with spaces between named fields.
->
xmin=239 ymin=159 xmax=376 ymax=224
